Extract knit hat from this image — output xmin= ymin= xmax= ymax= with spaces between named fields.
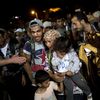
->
xmin=43 ymin=29 xmax=61 ymax=41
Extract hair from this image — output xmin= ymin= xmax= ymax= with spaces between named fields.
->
xmin=43 ymin=29 xmax=61 ymax=41
xmin=53 ymin=37 xmax=72 ymax=53
xmin=35 ymin=70 xmax=50 ymax=84
xmin=73 ymin=12 xmax=89 ymax=23
xmin=0 ymin=28 xmax=7 ymax=37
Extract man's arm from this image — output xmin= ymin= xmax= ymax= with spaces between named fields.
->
xmin=22 ymin=53 xmax=34 ymax=83
xmin=23 ymin=61 xmax=33 ymax=82
xmin=0 ymin=55 xmax=26 ymax=66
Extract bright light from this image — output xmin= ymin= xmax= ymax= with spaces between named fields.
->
xmin=31 ymin=10 xmax=35 ymax=15
xmin=15 ymin=16 xmax=19 ymax=19
xmin=49 ymin=8 xmax=61 ymax=12
xmin=43 ymin=10 xmax=46 ymax=13
xmin=30 ymin=10 xmax=38 ymax=18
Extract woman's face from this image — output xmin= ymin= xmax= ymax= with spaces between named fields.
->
xmin=44 ymin=37 xmax=54 ymax=49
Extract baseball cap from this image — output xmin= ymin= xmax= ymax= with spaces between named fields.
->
xmin=29 ymin=18 xmax=43 ymax=28
xmin=14 ymin=28 xmax=25 ymax=33
xmin=93 ymin=11 xmax=100 ymax=18
xmin=43 ymin=21 xmax=52 ymax=28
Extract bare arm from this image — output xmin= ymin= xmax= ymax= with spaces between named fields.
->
xmin=0 ymin=55 xmax=26 ymax=66
xmin=23 ymin=61 xmax=33 ymax=82
xmin=57 ymin=81 xmax=64 ymax=92
xmin=65 ymin=71 xmax=73 ymax=77
xmin=22 ymin=53 xmax=34 ymax=83
xmin=48 ymin=70 xmax=65 ymax=82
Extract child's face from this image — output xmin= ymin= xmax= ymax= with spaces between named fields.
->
xmin=56 ymin=51 xmax=66 ymax=59
xmin=41 ymin=79 xmax=50 ymax=88
xmin=44 ymin=37 xmax=54 ymax=49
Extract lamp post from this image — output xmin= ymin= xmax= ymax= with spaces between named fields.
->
xmin=31 ymin=10 xmax=38 ymax=18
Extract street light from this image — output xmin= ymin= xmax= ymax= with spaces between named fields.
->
xmin=31 ymin=10 xmax=38 ymax=18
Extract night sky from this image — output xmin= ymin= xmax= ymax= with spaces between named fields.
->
xmin=0 ymin=0 xmax=99 ymax=27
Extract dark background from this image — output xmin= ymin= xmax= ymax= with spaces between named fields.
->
xmin=0 ymin=0 xmax=99 ymax=28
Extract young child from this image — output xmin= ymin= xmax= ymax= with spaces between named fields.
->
xmin=51 ymin=37 xmax=93 ymax=100
xmin=43 ymin=29 xmax=84 ymax=100
xmin=34 ymin=70 xmax=63 ymax=100
xmin=43 ymin=29 xmax=66 ymax=100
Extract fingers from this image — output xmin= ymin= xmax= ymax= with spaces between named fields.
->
xmin=11 ymin=56 xmax=26 ymax=64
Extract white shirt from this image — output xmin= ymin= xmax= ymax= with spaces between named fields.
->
xmin=1 ymin=43 xmax=8 ymax=57
xmin=51 ymin=49 xmax=82 ymax=74
xmin=34 ymin=81 xmax=58 ymax=100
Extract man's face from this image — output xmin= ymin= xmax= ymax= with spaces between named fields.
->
xmin=56 ymin=19 xmax=64 ymax=27
xmin=15 ymin=32 xmax=24 ymax=42
xmin=71 ymin=16 xmax=83 ymax=31
xmin=30 ymin=25 xmax=43 ymax=42
xmin=0 ymin=34 xmax=6 ymax=48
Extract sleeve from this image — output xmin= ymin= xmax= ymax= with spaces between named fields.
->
xmin=51 ymin=52 xmax=60 ymax=67
xmin=69 ymin=51 xmax=81 ymax=74
xmin=34 ymin=93 xmax=42 ymax=100
xmin=23 ymin=41 xmax=31 ymax=55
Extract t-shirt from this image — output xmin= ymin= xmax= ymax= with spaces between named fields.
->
xmin=1 ymin=43 xmax=8 ymax=57
xmin=23 ymin=41 xmax=46 ymax=66
xmin=34 ymin=81 xmax=58 ymax=100
xmin=51 ymin=49 xmax=81 ymax=74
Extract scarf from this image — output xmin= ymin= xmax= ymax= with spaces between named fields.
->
xmin=79 ymin=43 xmax=97 ymax=75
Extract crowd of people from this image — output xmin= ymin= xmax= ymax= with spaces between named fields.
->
xmin=0 ymin=10 xmax=100 ymax=100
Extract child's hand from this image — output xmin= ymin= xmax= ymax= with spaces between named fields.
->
xmin=56 ymin=72 xmax=65 ymax=77
xmin=65 ymin=71 xmax=73 ymax=77
xmin=32 ymin=79 xmax=37 ymax=86
xmin=53 ymin=73 xmax=64 ymax=82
